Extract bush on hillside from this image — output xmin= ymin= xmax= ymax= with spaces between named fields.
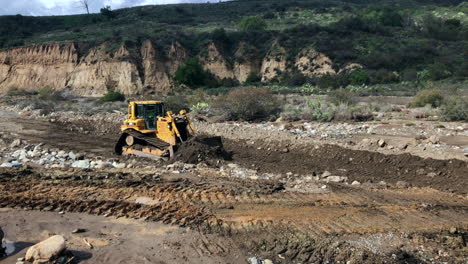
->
xmin=100 ymin=91 xmax=125 ymax=102
xmin=409 ymin=89 xmax=444 ymax=108
xmin=349 ymin=69 xmax=370 ymax=85
xmin=238 ymin=16 xmax=267 ymax=31
xmin=244 ymin=72 xmax=262 ymax=84
xmin=214 ymin=87 xmax=281 ymax=121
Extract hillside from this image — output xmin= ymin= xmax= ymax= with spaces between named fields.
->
xmin=0 ymin=0 xmax=467 ymax=95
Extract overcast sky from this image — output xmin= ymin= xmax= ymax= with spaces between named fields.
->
xmin=0 ymin=0 xmax=226 ymax=16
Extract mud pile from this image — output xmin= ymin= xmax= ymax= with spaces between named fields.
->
xmin=173 ymin=135 xmax=231 ymax=164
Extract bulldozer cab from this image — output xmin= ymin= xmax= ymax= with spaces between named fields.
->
xmin=135 ymin=103 xmax=165 ymax=130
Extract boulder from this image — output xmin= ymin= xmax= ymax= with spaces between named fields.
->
xmin=428 ymin=135 xmax=440 ymax=144
xmin=377 ymin=139 xmax=386 ymax=148
xmin=25 ymin=235 xmax=66 ymax=263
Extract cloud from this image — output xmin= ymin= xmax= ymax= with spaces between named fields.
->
xmin=0 ymin=0 xmax=227 ymax=16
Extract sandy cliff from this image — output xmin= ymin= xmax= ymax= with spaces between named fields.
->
xmin=0 ymin=41 xmax=341 ymax=96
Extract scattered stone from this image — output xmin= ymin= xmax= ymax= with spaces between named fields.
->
xmin=248 ymin=257 xmax=267 ymax=264
xmin=282 ymin=148 xmax=289 ymax=153
xmin=378 ymin=139 xmax=386 ymax=148
xmin=351 ymin=181 xmax=361 ymax=186
xmin=25 ymin=235 xmax=66 ymax=263
xmin=449 ymin=227 xmax=458 ymax=234
xmin=17 ymin=257 xmax=25 ymax=261
xmin=325 ymin=176 xmax=348 ymax=183
xmin=112 ymin=162 xmax=126 ymax=169
xmin=426 ymin=172 xmax=437 ymax=178
xmin=264 ymin=260 xmax=273 ymax=264
xmin=10 ymin=139 xmax=22 ymax=148
xmin=396 ymin=181 xmax=410 ymax=188
xmin=321 ymin=171 xmax=332 ymax=177
xmin=72 ymin=228 xmax=87 ymax=234
xmin=428 ymin=135 xmax=440 ymax=144
xmin=68 ymin=151 xmax=77 ymax=160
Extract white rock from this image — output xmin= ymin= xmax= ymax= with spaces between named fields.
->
xmin=25 ymin=235 xmax=66 ymax=263
xmin=112 ymin=162 xmax=126 ymax=169
xmin=1 ymin=161 xmax=23 ymax=168
xmin=10 ymin=139 xmax=22 ymax=148
xmin=322 ymin=171 xmax=332 ymax=177
xmin=68 ymin=152 xmax=77 ymax=160
xmin=351 ymin=180 xmax=361 ymax=186
xmin=325 ymin=176 xmax=348 ymax=183
xmin=72 ymin=160 xmax=91 ymax=169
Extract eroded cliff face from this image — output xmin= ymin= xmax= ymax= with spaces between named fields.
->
xmin=0 ymin=40 xmax=345 ymax=96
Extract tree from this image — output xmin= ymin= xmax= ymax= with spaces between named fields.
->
xmin=238 ymin=16 xmax=267 ymax=31
xmin=100 ymin=6 xmax=116 ymax=19
xmin=79 ymin=0 xmax=90 ymax=14
xmin=174 ymin=58 xmax=209 ymax=88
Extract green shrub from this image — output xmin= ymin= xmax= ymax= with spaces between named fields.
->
xmin=281 ymin=98 xmax=334 ymax=122
xmin=327 ymin=89 xmax=356 ymax=106
xmin=410 ymin=89 xmax=444 ymax=108
xmin=282 ymin=98 xmax=373 ymax=122
xmin=100 ymin=91 xmax=125 ymax=102
xmin=419 ymin=64 xmax=452 ymax=81
xmin=38 ymin=86 xmax=53 ymax=96
xmin=214 ymin=87 xmax=281 ymax=121
xmin=245 ymin=72 xmax=262 ymax=84
xmin=440 ymin=97 xmax=468 ymax=121
xmin=37 ymin=86 xmax=64 ymax=101
xmin=238 ymin=16 xmax=267 ymax=31
xmin=349 ymin=69 xmax=370 ymax=85
xmin=164 ymin=95 xmax=190 ymax=112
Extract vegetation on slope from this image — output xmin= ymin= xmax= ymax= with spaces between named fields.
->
xmin=0 ymin=0 xmax=467 ymax=88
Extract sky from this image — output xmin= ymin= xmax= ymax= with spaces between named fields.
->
xmin=0 ymin=0 xmax=226 ymax=16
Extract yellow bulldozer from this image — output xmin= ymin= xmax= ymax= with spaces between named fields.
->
xmin=114 ymin=101 xmax=195 ymax=160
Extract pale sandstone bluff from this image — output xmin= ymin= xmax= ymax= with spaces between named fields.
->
xmin=0 ymin=41 xmax=342 ymax=96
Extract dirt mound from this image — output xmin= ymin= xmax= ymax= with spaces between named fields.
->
xmin=223 ymin=138 xmax=468 ymax=195
xmin=173 ymin=135 xmax=231 ymax=164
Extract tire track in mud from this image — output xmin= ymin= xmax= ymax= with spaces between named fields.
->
xmin=1 ymin=168 xmax=467 ymax=237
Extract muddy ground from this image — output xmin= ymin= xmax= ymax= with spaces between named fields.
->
xmin=0 ymin=100 xmax=467 ymax=263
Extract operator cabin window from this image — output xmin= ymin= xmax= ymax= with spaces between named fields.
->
xmin=137 ymin=104 xmax=145 ymax=118
xmin=136 ymin=104 xmax=165 ymax=119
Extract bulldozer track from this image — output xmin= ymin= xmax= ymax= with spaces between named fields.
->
xmin=114 ymin=129 xmax=171 ymax=156
xmin=1 ymin=168 xmax=467 ymax=237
